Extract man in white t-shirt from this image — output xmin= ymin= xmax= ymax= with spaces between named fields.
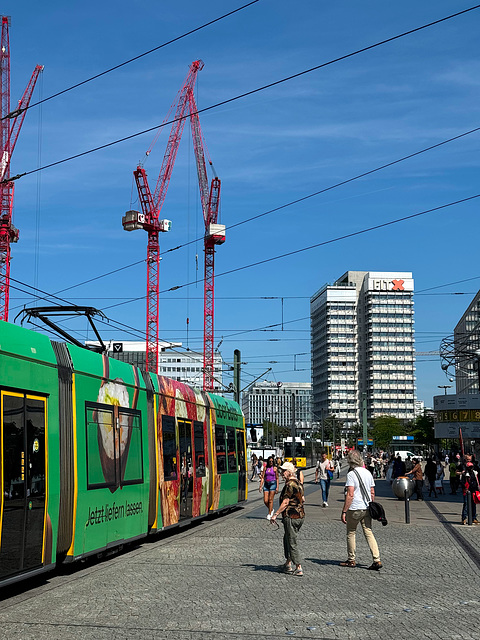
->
xmin=340 ymin=449 xmax=382 ymax=571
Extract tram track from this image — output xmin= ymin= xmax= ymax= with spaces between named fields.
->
xmin=424 ymin=499 xmax=480 ymax=571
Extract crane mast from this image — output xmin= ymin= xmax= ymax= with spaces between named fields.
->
xmin=188 ymin=91 xmax=225 ymax=391
xmin=123 ymin=60 xmax=203 ymax=373
xmin=0 ymin=15 xmax=43 ymax=322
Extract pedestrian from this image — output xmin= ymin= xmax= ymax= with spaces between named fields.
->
xmin=385 ymin=456 xmax=394 ymax=484
xmin=425 ymin=457 xmax=437 ymax=498
xmin=315 ymin=451 xmax=334 ymax=507
xmin=457 ymin=454 xmax=480 ymax=525
xmin=259 ymin=455 xmax=279 ymax=520
xmin=271 ymin=461 xmax=305 ymax=576
xmin=408 ymin=458 xmax=424 ymax=500
xmin=392 ymin=455 xmax=406 ymax=479
xmin=405 ymin=455 xmax=414 ymax=474
xmin=256 ymin=456 xmax=264 ymax=479
xmin=250 ymin=453 xmax=258 ymax=481
xmin=449 ymin=458 xmax=459 ymax=495
xmin=340 ymin=449 xmax=382 ymax=571
xmin=292 ymin=458 xmax=305 ymax=486
xmin=366 ymin=453 xmax=375 ymax=476
xmin=435 ymin=459 xmax=445 ymax=495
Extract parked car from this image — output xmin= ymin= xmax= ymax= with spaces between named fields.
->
xmin=394 ymin=450 xmax=424 ymax=461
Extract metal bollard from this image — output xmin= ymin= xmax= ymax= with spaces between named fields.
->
xmin=467 ymin=491 xmax=473 ymax=525
xmin=404 ymin=489 xmax=410 ymax=524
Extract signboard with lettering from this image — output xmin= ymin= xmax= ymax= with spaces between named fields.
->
xmin=367 ymin=276 xmax=414 ymax=292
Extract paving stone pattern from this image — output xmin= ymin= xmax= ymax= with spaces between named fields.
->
xmin=1 ymin=469 xmax=479 ymax=639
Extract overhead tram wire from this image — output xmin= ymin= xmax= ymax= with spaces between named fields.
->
xmin=9 ymin=276 xmax=214 ymax=362
xmin=149 ymin=193 xmax=480 ymax=298
xmin=0 ymin=0 xmax=262 ymax=121
xmin=36 ymin=122 xmax=480 ymax=300
xmin=4 ymin=4 xmax=480 ymax=185
xmin=159 ymin=124 xmax=480 ymax=258
xmin=94 ymin=193 xmax=480 ymax=312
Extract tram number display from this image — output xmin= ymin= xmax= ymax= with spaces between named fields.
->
xmin=435 ymin=409 xmax=480 ymax=422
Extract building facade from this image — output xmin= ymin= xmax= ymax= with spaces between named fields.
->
xmin=311 ymin=271 xmax=416 ymax=427
xmin=242 ymin=381 xmax=312 ymax=429
xmin=86 ymin=340 xmax=223 ymax=392
xmin=454 ymin=290 xmax=480 ymax=395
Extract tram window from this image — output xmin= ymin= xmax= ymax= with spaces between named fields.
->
xmin=215 ymin=425 xmax=227 ymax=474
xmin=162 ymin=415 xmax=177 ymax=481
xmin=194 ymin=421 xmax=206 ymax=477
xmin=226 ymin=426 xmax=237 ymax=473
xmin=119 ymin=408 xmax=143 ymax=485
xmin=86 ymin=405 xmax=116 ymax=489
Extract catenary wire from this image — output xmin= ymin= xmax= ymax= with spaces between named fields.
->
xmin=103 ymin=193 xmax=479 ymax=303
xmin=32 ymin=123 xmax=480 ymax=299
xmin=1 ymin=1 xmax=262 ymax=121
xmin=5 ymin=4 xmax=480 ymax=184
xmin=82 ymin=192 xmax=479 ymax=311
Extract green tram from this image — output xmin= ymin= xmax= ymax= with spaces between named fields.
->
xmin=0 ymin=321 xmax=247 ymax=587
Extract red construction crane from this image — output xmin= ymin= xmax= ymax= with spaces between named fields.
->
xmin=0 ymin=16 xmax=43 ymax=322
xmin=122 ymin=60 xmax=203 ymax=373
xmin=187 ymin=91 xmax=224 ymax=392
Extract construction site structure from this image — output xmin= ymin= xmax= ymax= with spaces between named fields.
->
xmin=187 ymin=90 xmax=225 ymax=391
xmin=123 ymin=60 xmax=225 ymax=390
xmin=0 ymin=16 xmax=43 ymax=322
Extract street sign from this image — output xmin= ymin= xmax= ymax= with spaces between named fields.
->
xmin=357 ymin=439 xmax=373 ymax=446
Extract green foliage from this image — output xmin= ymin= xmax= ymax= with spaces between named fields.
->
xmin=370 ymin=415 xmax=405 ymax=450
xmin=410 ymin=414 xmax=436 ymax=445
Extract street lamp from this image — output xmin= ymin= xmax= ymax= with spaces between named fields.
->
xmin=437 ymin=385 xmax=452 ymax=396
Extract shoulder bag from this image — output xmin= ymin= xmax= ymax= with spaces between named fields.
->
xmin=352 ymin=469 xmax=388 ymax=526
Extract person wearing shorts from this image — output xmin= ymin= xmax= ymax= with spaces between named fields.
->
xmin=259 ymin=456 xmax=279 ymax=519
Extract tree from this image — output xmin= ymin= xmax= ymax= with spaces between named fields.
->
xmin=370 ymin=415 xmax=405 ymax=450
xmin=410 ymin=414 xmax=435 ymax=445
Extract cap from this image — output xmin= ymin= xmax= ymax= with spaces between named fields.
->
xmin=280 ymin=461 xmax=295 ymax=474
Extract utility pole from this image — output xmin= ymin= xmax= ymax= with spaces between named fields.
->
xmin=333 ymin=418 xmax=336 ymax=458
xmin=233 ymin=349 xmax=240 ymax=404
xmin=321 ymin=407 xmax=325 ymax=450
xmin=291 ymin=392 xmax=296 ymax=459
xmin=362 ymin=392 xmax=368 ymax=452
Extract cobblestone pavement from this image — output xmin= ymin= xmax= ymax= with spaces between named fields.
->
xmin=1 ymin=468 xmax=479 ymax=640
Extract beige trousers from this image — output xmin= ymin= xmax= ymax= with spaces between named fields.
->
xmin=346 ymin=509 xmax=381 ymax=563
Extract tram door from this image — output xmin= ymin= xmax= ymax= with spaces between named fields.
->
xmin=178 ymin=420 xmax=193 ymax=520
xmin=236 ymin=429 xmax=246 ymax=502
xmin=0 ymin=393 xmax=46 ymax=579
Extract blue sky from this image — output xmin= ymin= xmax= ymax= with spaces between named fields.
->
xmin=4 ymin=1 xmax=480 ymax=406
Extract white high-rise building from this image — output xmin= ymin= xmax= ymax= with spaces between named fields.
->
xmin=311 ymin=271 xmax=416 ymax=426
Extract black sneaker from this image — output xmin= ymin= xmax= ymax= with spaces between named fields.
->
xmin=367 ymin=561 xmax=382 ymax=571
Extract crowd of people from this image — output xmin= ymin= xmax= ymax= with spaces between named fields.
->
xmin=249 ymin=448 xmax=480 ymax=577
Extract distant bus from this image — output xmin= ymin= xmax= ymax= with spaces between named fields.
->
xmin=283 ymin=437 xmax=306 ymax=468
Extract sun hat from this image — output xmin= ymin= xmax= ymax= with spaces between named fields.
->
xmin=279 ymin=461 xmax=295 ymax=474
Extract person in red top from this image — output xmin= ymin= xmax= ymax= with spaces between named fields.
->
xmin=457 ymin=454 xmax=480 ymax=525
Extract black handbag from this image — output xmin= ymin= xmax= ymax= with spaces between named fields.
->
xmin=352 ymin=469 xmax=388 ymax=526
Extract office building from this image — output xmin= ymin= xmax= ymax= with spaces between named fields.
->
xmin=311 ymin=271 xmax=416 ymax=426
xmin=86 ymin=340 xmax=223 ymax=392
xmin=242 ymin=381 xmax=312 ymax=428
